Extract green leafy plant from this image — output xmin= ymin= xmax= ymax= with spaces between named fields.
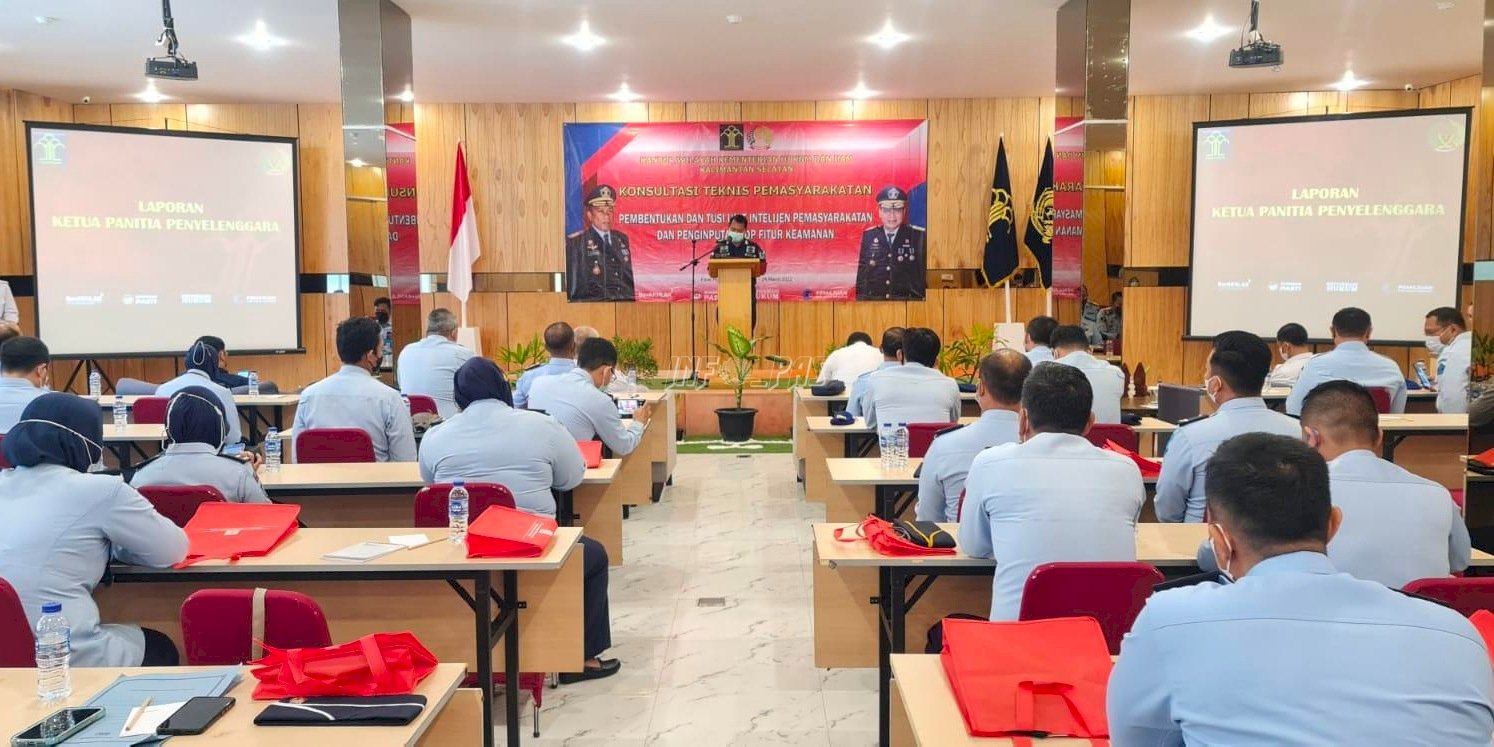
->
xmin=938 ymin=323 xmax=1000 ymax=383
xmin=612 ymin=336 xmax=660 ymax=380
xmin=710 ymin=325 xmax=790 ymax=409
xmin=494 ymin=334 xmax=549 ymax=375
xmin=811 ymin=341 xmax=839 ymax=375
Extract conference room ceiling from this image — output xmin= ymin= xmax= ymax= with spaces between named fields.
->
xmin=0 ymin=0 xmax=1482 ymax=104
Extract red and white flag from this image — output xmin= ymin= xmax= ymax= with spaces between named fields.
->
xmin=447 ymin=143 xmax=480 ymax=305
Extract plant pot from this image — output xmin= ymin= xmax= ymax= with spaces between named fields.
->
xmin=715 ymin=407 xmax=758 ymax=443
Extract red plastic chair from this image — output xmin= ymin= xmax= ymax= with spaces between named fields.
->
xmin=1018 ymin=561 xmax=1165 ymax=655
xmin=406 ymin=395 xmax=439 ymax=416
xmin=180 ymin=589 xmax=332 ymax=665
xmin=905 ymin=422 xmax=957 ymax=459
xmin=1402 ymin=577 xmax=1494 ymax=617
xmin=138 ymin=484 xmax=228 ymax=527
xmin=295 ymin=428 xmax=376 ymax=464
xmin=1367 ymin=387 xmax=1393 ymax=414
xmin=1084 ymin=423 xmax=1139 ymax=453
xmin=413 ymin=483 xmax=544 ymax=735
xmin=132 ymin=396 xmax=169 ymax=425
xmin=0 ymin=577 xmax=35 ymax=667
xmin=0 ymin=434 xmax=9 ymax=469
xmin=1451 ymin=489 xmax=1466 ymax=511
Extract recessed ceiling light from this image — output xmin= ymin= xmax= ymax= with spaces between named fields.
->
xmin=1332 ymin=70 xmax=1367 ymax=92
xmin=1184 ymin=15 xmax=1232 ymax=43
xmin=563 ymin=20 xmax=605 ymax=52
xmin=867 ymin=20 xmax=910 ymax=50
xmin=348 ymin=158 xmax=367 ymax=168
xmin=847 ymin=81 xmax=878 ymax=100
xmin=135 ymin=80 xmax=168 ymax=103
xmin=1436 ymin=1 xmax=1456 ymax=9
xmin=236 ymin=19 xmax=287 ymax=51
xmin=725 ymin=15 xmax=742 ymax=24
xmin=33 ymin=16 xmax=57 ymax=25
xmin=607 ymin=82 xmax=641 ymax=102
xmin=396 ymin=87 xmax=414 ymax=103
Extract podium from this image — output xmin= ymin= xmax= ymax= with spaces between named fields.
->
xmin=708 ymin=257 xmax=765 ymax=349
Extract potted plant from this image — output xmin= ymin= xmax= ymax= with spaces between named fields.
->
xmin=494 ymin=334 xmax=548 ymax=380
xmin=710 ymin=325 xmax=788 ymax=442
xmin=611 ymin=336 xmax=661 ymax=383
xmin=938 ymin=324 xmax=1000 ymax=389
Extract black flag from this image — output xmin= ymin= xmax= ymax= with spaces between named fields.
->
xmin=1025 ymin=138 xmax=1055 ymax=288
xmin=980 ymin=138 xmax=1020 ymax=287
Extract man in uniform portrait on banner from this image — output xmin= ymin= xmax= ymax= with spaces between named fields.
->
xmin=566 ymin=184 xmax=635 ymax=302
xmin=855 ymin=185 xmax=926 ymax=301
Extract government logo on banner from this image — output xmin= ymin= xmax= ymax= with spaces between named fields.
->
xmin=32 ymin=131 xmax=66 ymax=166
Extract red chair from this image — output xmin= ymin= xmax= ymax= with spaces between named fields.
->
xmin=905 ymin=422 xmax=957 ymax=459
xmin=1085 ymin=423 xmax=1139 ymax=453
xmin=1368 ymin=387 xmax=1393 ymax=414
xmin=406 ymin=395 xmax=439 ymax=416
xmin=0 ymin=577 xmax=35 ymax=667
xmin=1451 ymin=489 xmax=1466 ymax=511
xmin=0 ymin=434 xmax=9 ymax=469
xmin=1402 ymin=577 xmax=1494 ymax=617
xmin=295 ymin=428 xmax=376 ymax=464
xmin=138 ymin=485 xmax=228 ymax=527
xmin=413 ymin=483 xmax=545 ymax=736
xmin=180 ymin=589 xmax=332 ymax=665
xmin=1018 ymin=561 xmax=1165 ymax=655
xmin=132 ymin=396 xmax=169 ymax=425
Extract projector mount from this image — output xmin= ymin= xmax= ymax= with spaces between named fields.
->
xmin=146 ymin=0 xmax=199 ymax=81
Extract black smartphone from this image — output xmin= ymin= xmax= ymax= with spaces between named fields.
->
xmin=11 ymin=707 xmax=105 ymax=746
xmin=156 ymin=696 xmax=234 ymax=736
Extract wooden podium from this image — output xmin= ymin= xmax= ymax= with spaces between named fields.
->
xmin=708 ymin=257 xmax=765 ymax=348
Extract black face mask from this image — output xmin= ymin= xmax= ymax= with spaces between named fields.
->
xmin=375 ymin=311 xmax=390 ymax=325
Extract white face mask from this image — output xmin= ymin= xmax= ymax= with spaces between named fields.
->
xmin=1425 ymin=335 xmax=1446 ymax=356
xmin=14 ymin=418 xmax=106 ymax=472
xmin=1210 ymin=526 xmax=1235 ymax=582
xmin=1202 ymin=375 xmax=1220 ymax=405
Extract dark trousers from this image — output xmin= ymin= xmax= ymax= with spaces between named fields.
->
xmin=579 ymin=536 xmax=612 ymax=659
xmin=140 ymin=627 xmax=181 ymax=666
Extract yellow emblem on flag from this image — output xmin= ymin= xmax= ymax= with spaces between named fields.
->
xmin=988 ymin=187 xmax=1013 ymax=227
xmin=1029 ymin=187 xmax=1055 ymax=243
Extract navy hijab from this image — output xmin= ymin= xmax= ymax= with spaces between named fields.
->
xmin=166 ymin=385 xmax=229 ymax=447
xmin=453 ymin=358 xmax=513 ymax=410
xmin=3 ymin=393 xmax=104 ymax=472
xmin=185 ymin=340 xmax=221 ymax=381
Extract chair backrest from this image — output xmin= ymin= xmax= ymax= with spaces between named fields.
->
xmin=1084 ymin=423 xmax=1139 ymax=453
xmin=115 ymin=378 xmax=159 ymax=396
xmin=413 ymin=482 xmax=518 ymax=527
xmin=905 ymin=422 xmax=957 ymax=459
xmin=0 ymin=577 xmax=34 ymax=667
xmin=0 ymin=434 xmax=9 ymax=469
xmin=1402 ymin=577 xmax=1494 ymax=617
xmin=1451 ymin=489 xmax=1466 ymax=511
xmin=295 ymin=427 xmax=376 ymax=464
xmin=180 ymin=589 xmax=332 ymax=665
xmin=1367 ymin=387 xmax=1393 ymax=414
xmin=406 ymin=394 xmax=439 ymax=416
xmin=1018 ymin=561 xmax=1165 ymax=655
xmin=137 ymin=485 xmax=228 ymax=527
xmin=132 ymin=396 xmax=170 ymax=425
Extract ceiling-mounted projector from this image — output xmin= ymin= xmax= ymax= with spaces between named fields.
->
xmin=1228 ymin=0 xmax=1283 ymax=70
xmin=145 ymin=0 xmax=198 ymax=81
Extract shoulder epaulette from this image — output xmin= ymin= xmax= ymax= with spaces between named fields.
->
xmin=932 ymin=423 xmax=966 ymax=439
xmin=1153 ymin=570 xmax=1228 ymax=591
xmin=1176 ymin=414 xmax=1210 ymax=427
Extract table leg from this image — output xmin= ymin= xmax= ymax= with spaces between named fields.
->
xmin=474 ymin=572 xmax=497 ymax=747
xmin=503 ymin=571 xmax=521 ymax=747
xmin=1383 ymin=434 xmax=1404 ymax=461
xmin=877 ymin=566 xmax=892 ymax=747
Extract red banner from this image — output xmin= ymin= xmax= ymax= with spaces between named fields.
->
xmin=387 ymin=123 xmax=420 ymax=305
xmin=563 ymin=120 xmax=929 ymax=302
xmin=1051 ymin=116 xmax=1084 ymax=299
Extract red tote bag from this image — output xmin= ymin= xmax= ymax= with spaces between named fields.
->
xmin=833 ymin=515 xmax=957 ymax=557
xmin=466 ymin=505 xmax=558 ymax=558
xmin=176 ymin=502 xmax=300 ymax=568
xmin=1103 ymin=440 xmax=1162 ymax=479
xmin=940 ymin=616 xmax=1112 ymax=743
xmin=249 ymin=631 xmax=438 ymax=699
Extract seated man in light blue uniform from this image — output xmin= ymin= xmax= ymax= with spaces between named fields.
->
xmin=1022 ymin=315 xmax=1057 ymax=365
xmin=528 ymin=338 xmax=652 ymax=456
xmin=1155 ymin=331 xmax=1301 ymax=523
xmin=156 ymin=340 xmax=241 ymax=446
xmin=1110 ymin=433 xmax=1494 ymax=746
xmin=916 ymin=350 xmax=1029 ymax=522
xmin=0 ymin=336 xmax=49 ymax=433
xmin=1426 ymin=306 xmax=1471 ymax=414
xmin=395 ymin=308 xmax=474 ymax=418
xmin=847 ymin=326 xmax=902 ymax=419
xmin=294 ymin=317 xmax=416 ymax=462
xmin=130 ymin=386 xmax=269 ymax=504
xmin=863 ymin=327 xmax=960 ymax=427
xmin=513 ymin=322 xmax=577 ymax=410
xmin=1286 ymin=306 xmax=1407 ymax=415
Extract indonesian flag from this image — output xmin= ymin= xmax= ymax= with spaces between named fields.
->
xmin=447 ymin=143 xmax=480 ymax=304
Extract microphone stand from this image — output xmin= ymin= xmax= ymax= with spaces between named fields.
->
xmin=679 ymin=239 xmax=717 ymax=385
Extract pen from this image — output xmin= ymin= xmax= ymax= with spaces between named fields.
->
xmin=124 ymin=696 xmax=152 ymax=732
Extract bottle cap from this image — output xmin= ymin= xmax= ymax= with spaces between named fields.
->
xmin=453 ymin=480 xmax=465 ymax=487
xmin=41 ymin=602 xmax=61 ymax=614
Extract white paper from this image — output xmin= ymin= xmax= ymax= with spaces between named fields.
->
xmin=120 ymin=702 xmax=185 ymax=737
xmin=322 ymin=541 xmax=404 ymax=562
xmin=388 ymin=533 xmax=431 ymax=548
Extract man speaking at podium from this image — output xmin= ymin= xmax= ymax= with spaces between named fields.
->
xmin=712 ymin=214 xmax=765 ymax=333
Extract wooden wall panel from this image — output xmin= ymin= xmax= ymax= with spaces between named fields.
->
xmin=413 ymin=103 xmax=466 ymax=273
xmin=685 ymin=102 xmax=741 ymax=122
xmin=942 ymin=289 xmax=999 ymax=342
xmin=574 ymin=102 xmax=644 ymax=123
xmin=296 ymin=104 xmax=348 ymax=274
xmin=773 ymin=300 xmax=834 ymax=362
xmin=506 ymin=292 xmax=616 ymax=350
xmin=1480 ymin=85 xmax=1494 ymax=261
xmin=1342 ymin=90 xmax=1419 ymax=113
xmin=0 ymin=91 xmax=23 ymax=276
xmin=816 ymin=100 xmax=854 ymax=120
xmin=7 ymin=92 xmax=73 ymax=275
xmin=419 ymin=291 xmax=508 ymax=360
xmin=184 ymin=104 xmax=298 ymax=136
xmin=463 ymin=104 xmax=573 ymax=273
xmin=833 ymin=302 xmax=907 ymax=350
xmin=853 ymin=100 xmax=928 ymax=120
xmin=613 ymin=300 xmax=672 ymax=363
xmin=70 ymin=104 xmax=111 ymax=125
xmin=1206 ymin=94 xmax=1250 ymax=121
xmin=107 ymin=103 xmax=187 ymax=129
xmin=741 ymin=101 xmax=816 ymax=120
xmin=753 ymin=301 xmax=783 ymax=359
xmin=1122 ymin=287 xmax=1186 ymax=384
xmin=669 ymin=299 xmax=719 ymax=369
xmin=648 ymin=102 xmax=686 ymax=122
xmin=906 ymin=292 xmax=945 ymax=341
xmin=1125 ymin=95 xmax=1209 ymax=267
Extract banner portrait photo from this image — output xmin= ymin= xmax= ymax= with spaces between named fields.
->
xmin=562 ymin=120 xmax=929 ymax=303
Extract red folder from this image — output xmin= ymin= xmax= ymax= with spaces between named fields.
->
xmin=466 ymin=505 xmax=557 ymax=558
xmin=1103 ymin=440 xmax=1162 ymax=479
xmin=177 ymin=502 xmax=300 ymax=567
xmin=577 ymin=440 xmax=603 ymax=469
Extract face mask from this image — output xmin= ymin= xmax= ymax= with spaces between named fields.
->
xmin=727 ymin=230 xmax=746 ymax=244
xmin=15 ymin=418 xmax=105 ymax=472
xmin=1210 ymin=525 xmax=1235 ymax=582
xmin=1424 ymin=335 xmax=1446 ymax=356
xmin=375 ymin=311 xmax=390 ymax=325
xmin=1201 ymin=375 xmax=1219 ymax=404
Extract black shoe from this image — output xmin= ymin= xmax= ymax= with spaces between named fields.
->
xmin=558 ymin=658 xmax=621 ymax=684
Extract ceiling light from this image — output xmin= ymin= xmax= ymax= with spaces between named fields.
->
xmin=348 ymin=158 xmax=367 ymax=168
xmin=1332 ymin=70 xmax=1367 ymax=92
xmin=135 ymin=80 xmax=168 ymax=103
xmin=34 ymin=16 xmax=58 ymax=25
xmin=563 ymin=20 xmax=605 ymax=52
xmin=236 ymin=19 xmax=286 ymax=51
xmin=867 ymin=20 xmax=910 ymax=50
xmin=847 ymin=81 xmax=878 ymax=100
xmin=725 ymin=15 xmax=742 ymax=24
xmin=607 ymin=83 xmax=641 ymax=102
xmin=1185 ymin=15 xmax=1232 ymax=43
xmin=396 ymin=87 xmax=414 ymax=103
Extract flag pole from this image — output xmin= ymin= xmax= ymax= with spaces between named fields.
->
xmin=1003 ymin=282 xmax=1013 ymax=322
xmin=1045 ymin=288 xmax=1053 ymax=317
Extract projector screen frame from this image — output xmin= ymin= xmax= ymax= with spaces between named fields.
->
xmin=1184 ymin=106 xmax=1472 ymax=345
xmin=24 ymin=120 xmax=306 ymax=358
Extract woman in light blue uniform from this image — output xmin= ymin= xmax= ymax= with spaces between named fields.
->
xmin=0 ymin=393 xmax=188 ymax=666
xmin=155 ymin=341 xmax=242 ymax=446
xmin=130 ymin=385 xmax=269 ymax=504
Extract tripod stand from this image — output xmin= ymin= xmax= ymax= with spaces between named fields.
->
xmin=679 ymin=239 xmax=717 ymax=384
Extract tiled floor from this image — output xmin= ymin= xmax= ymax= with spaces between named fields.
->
xmin=507 ymin=453 xmax=878 ymax=746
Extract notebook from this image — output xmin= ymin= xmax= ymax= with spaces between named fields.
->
xmin=323 ymin=541 xmax=405 ymax=562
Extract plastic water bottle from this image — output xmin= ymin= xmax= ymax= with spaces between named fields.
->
xmin=87 ymin=370 xmax=101 ymax=398
xmin=892 ymin=423 xmax=909 ymax=470
xmin=112 ymin=394 xmax=128 ymax=431
xmin=879 ymin=423 xmax=894 ymax=471
xmin=382 ymin=326 xmax=394 ymax=369
xmin=448 ymin=481 xmax=470 ymax=544
xmin=264 ymin=427 xmax=281 ymax=472
xmin=247 ymin=370 xmax=260 ymax=396
xmin=35 ymin=603 xmax=70 ymax=704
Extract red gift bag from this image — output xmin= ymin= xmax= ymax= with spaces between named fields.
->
xmin=176 ymin=502 xmax=300 ymax=568
xmin=248 ymin=631 xmax=438 ymax=700
xmin=833 ymin=515 xmax=956 ymax=557
xmin=576 ymin=440 xmax=604 ymax=469
xmin=1103 ymin=440 xmax=1162 ymax=479
xmin=466 ymin=505 xmax=557 ymax=558
xmin=940 ymin=616 xmax=1112 ymax=742
xmin=1470 ymin=611 xmax=1494 ymax=670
